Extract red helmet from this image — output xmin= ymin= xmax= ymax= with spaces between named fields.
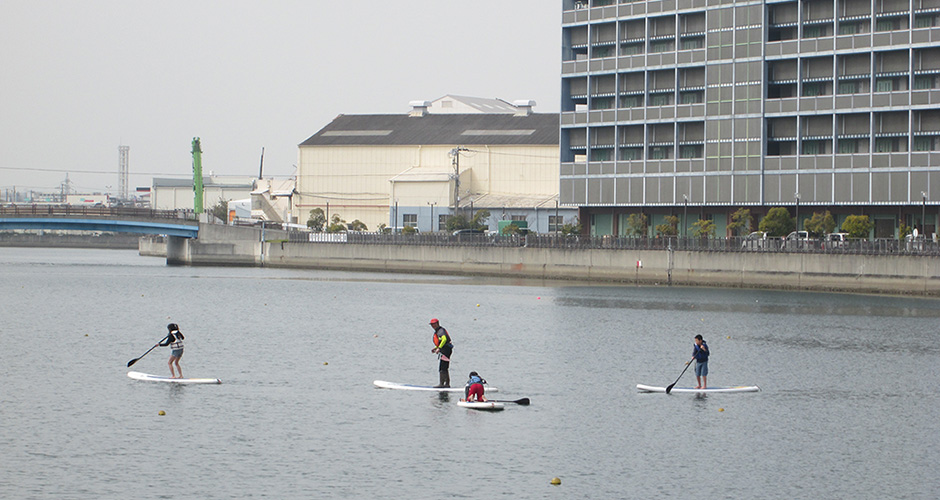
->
xmin=429 ymin=318 xmax=439 ymax=325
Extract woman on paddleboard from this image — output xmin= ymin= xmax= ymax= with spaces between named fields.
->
xmin=430 ymin=318 xmax=453 ymax=388
xmin=692 ymin=334 xmax=709 ymax=389
xmin=464 ymin=371 xmax=487 ymax=402
xmin=159 ymin=323 xmax=185 ymax=378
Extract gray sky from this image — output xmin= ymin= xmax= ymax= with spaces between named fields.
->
xmin=0 ymin=1 xmax=560 ymax=197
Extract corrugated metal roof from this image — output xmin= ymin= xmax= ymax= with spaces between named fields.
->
xmin=300 ymin=114 xmax=559 ymax=147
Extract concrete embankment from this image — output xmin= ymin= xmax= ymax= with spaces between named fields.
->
xmin=0 ymin=232 xmax=140 ymax=249
xmin=154 ymin=223 xmax=940 ymax=296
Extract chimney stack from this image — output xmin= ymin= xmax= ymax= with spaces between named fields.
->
xmin=409 ymin=100 xmax=431 ymax=117
xmin=513 ymin=99 xmax=536 ymax=116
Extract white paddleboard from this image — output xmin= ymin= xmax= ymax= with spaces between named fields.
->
xmin=636 ymin=384 xmax=760 ymax=393
xmin=457 ymin=400 xmax=504 ymax=411
xmin=373 ymin=380 xmax=499 ymax=393
xmin=128 ymin=371 xmax=221 ymax=385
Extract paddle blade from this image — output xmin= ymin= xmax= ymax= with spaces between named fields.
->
xmin=514 ymin=398 xmax=531 ymax=406
xmin=665 ymin=383 xmax=676 ymax=394
xmin=127 ymin=358 xmax=142 ymax=367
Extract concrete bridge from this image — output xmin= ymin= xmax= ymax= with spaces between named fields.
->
xmin=0 ymin=205 xmax=200 ymax=238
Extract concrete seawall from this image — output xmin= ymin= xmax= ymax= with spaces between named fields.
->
xmin=0 ymin=232 xmax=140 ymax=249
xmin=260 ymin=241 xmax=940 ymax=295
xmin=151 ymin=223 xmax=940 ymax=296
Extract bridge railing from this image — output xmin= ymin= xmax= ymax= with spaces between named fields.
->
xmin=0 ymin=204 xmax=196 ymax=221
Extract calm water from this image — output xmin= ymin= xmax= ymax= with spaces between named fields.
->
xmin=2 ymin=248 xmax=939 ymax=499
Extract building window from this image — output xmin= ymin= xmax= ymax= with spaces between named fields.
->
xmin=915 ymin=15 xmax=938 ymax=28
xmin=914 ymin=75 xmax=937 ymax=90
xmin=803 ymin=25 xmax=824 ymax=38
xmin=875 ymin=138 xmax=901 ymax=152
xmin=913 ymin=137 xmax=935 ymax=151
xmin=839 ymin=22 xmax=860 ymax=35
xmin=620 ymin=95 xmax=642 ymax=108
xmin=876 ymin=19 xmax=900 ymax=32
xmin=679 ymin=145 xmax=703 ymax=158
xmin=802 ymin=82 xmax=826 ymax=96
xmin=650 ymin=93 xmax=672 ymax=106
xmin=802 ymin=140 xmax=822 ymax=155
xmin=838 ymin=139 xmax=859 ymax=154
xmin=680 ymin=90 xmax=703 ymax=104
xmin=592 ymin=97 xmax=614 ymax=109
xmin=620 ymin=147 xmax=642 ymax=160
xmin=680 ymin=38 xmax=703 ymax=50
xmin=511 ymin=215 xmax=527 ymax=222
xmin=621 ymin=43 xmax=642 ymax=55
xmin=876 ymin=78 xmax=901 ymax=92
xmin=438 ymin=214 xmax=448 ymax=231
xmin=591 ymin=149 xmax=612 ymax=161
xmin=838 ymin=81 xmax=860 ymax=94
xmin=403 ymin=214 xmax=417 ymax=228
xmin=593 ymin=46 xmax=612 ymax=58
xmin=549 ymin=215 xmax=563 ymax=232
xmin=650 ymin=41 xmax=673 ymax=53
xmin=649 ymin=146 xmax=670 ymax=159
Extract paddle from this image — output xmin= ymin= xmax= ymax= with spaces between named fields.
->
xmin=127 ymin=335 xmax=168 ymax=367
xmin=489 ymin=398 xmax=530 ymax=406
xmin=665 ymin=357 xmax=697 ymax=394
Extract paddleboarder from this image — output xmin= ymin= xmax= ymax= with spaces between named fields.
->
xmin=429 ymin=318 xmax=453 ymax=388
xmin=159 ymin=323 xmax=185 ymax=378
xmin=464 ymin=371 xmax=488 ymax=402
xmin=691 ymin=334 xmax=709 ymax=389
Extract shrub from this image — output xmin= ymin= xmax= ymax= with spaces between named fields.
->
xmin=758 ymin=207 xmax=795 ymax=236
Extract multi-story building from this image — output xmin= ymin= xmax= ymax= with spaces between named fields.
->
xmin=560 ymin=0 xmax=940 ymax=239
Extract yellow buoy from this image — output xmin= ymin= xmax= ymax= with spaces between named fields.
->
xmin=476 ymin=304 xmax=480 ymax=307
xmin=158 ymin=410 xmax=166 ymax=416
xmin=726 ymin=336 xmax=731 ymax=339
xmin=323 ymin=362 xmax=328 ymax=365
xmin=719 ymin=408 xmax=725 ymax=412
xmin=550 ymin=477 xmax=561 ymax=485
xmin=85 ymin=334 xmax=89 ymax=337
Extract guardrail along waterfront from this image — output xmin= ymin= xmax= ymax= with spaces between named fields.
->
xmin=286 ymin=231 xmax=940 ymax=257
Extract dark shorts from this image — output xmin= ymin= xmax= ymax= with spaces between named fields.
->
xmin=439 ymin=345 xmax=453 ymax=371
xmin=171 ymin=349 xmax=183 ymax=358
xmin=695 ymin=361 xmax=708 ymax=377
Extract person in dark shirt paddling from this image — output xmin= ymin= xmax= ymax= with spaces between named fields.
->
xmin=691 ymin=334 xmax=709 ymax=389
xmin=159 ymin=323 xmax=185 ymax=378
xmin=429 ymin=318 xmax=453 ymax=388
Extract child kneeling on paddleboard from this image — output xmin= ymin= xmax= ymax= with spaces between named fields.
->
xmin=464 ymin=371 xmax=487 ymax=402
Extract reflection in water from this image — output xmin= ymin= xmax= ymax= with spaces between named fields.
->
xmin=553 ymin=289 xmax=940 ymax=318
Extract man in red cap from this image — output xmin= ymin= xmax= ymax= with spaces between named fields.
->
xmin=429 ymin=318 xmax=453 ymax=388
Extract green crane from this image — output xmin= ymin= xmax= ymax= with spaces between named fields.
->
xmin=191 ymin=137 xmax=204 ymax=214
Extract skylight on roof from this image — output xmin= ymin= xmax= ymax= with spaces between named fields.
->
xmin=321 ymin=130 xmax=393 ymax=136
xmin=462 ymin=129 xmax=536 ymax=136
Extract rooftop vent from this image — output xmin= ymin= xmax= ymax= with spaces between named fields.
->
xmin=513 ymin=99 xmax=536 ymax=116
xmin=409 ymin=100 xmax=431 ymax=117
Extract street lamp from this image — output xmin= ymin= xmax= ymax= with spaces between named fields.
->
xmin=683 ymin=194 xmax=688 ymax=238
xmin=795 ymin=192 xmax=800 ymax=231
xmin=922 ymin=191 xmax=927 ymax=235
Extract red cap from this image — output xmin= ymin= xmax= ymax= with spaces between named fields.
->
xmin=429 ymin=318 xmax=439 ymax=324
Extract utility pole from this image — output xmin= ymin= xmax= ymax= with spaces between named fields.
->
xmin=192 ymin=138 xmax=204 ymax=214
xmin=449 ymin=147 xmax=469 ymax=215
xmin=118 ymin=145 xmax=129 ymax=200
xmin=428 ymin=201 xmax=436 ymax=232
